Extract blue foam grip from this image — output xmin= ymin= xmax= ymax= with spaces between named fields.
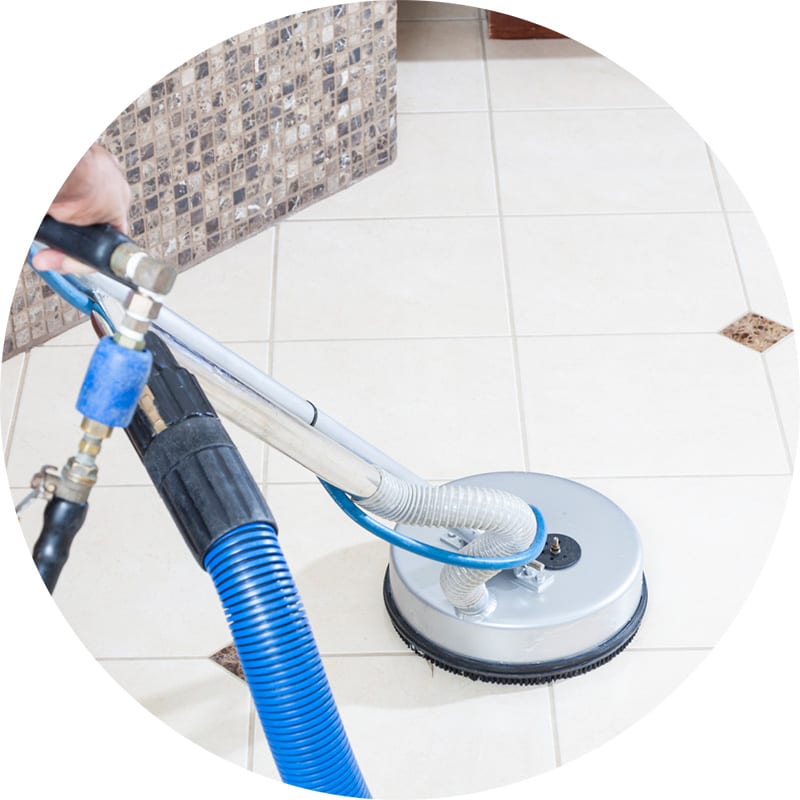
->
xmin=77 ymin=337 xmax=153 ymax=428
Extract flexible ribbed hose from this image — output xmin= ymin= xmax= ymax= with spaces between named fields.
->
xmin=357 ymin=471 xmax=539 ymax=612
xmin=204 ymin=522 xmax=370 ymax=798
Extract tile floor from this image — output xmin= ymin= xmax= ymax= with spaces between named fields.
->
xmin=2 ymin=3 xmax=798 ymax=798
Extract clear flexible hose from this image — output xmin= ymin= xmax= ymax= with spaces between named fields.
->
xmin=357 ymin=471 xmax=540 ymax=612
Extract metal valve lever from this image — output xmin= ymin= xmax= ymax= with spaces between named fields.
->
xmin=15 ymin=465 xmax=59 ymax=517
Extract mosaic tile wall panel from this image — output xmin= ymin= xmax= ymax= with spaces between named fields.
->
xmin=5 ymin=2 xmax=398 ymax=359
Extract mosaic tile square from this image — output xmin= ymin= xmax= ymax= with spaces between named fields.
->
xmin=5 ymin=2 xmax=398 ymax=359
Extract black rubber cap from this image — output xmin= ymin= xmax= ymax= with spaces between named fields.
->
xmin=125 ymin=333 xmax=276 ymax=566
xmin=142 ymin=415 xmax=275 ymax=565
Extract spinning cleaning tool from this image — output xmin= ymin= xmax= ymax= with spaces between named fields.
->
xmin=68 ymin=262 xmax=649 ymax=686
xmin=23 ymin=218 xmax=647 ymax=795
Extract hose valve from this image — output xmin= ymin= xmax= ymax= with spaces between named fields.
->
xmin=15 ymin=465 xmax=60 ymax=517
xmin=55 ymin=418 xmax=113 ymax=504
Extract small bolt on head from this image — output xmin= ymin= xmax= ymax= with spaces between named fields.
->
xmin=549 ymin=536 xmax=562 ymax=555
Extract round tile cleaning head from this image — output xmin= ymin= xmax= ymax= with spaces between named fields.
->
xmin=383 ymin=472 xmax=647 ymax=685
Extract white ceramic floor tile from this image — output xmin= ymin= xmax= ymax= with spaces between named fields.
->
xmin=485 ymin=37 xmax=666 ymax=110
xmin=1 ymin=352 xmax=25 ymax=455
xmin=711 ymin=152 xmax=751 ymax=211
xmin=269 ymin=337 xmax=525 ymax=483
xmin=398 ymin=1 xmax=479 ymax=20
xmin=397 ymin=21 xmax=487 ymax=112
xmin=553 ymin=648 xmax=708 ymax=764
xmin=4 ymin=342 xmax=266 ymax=487
xmin=263 ymin=483 xmax=405 ymax=654
xmin=166 ymin=230 xmax=274 ymax=342
xmin=493 ymin=109 xmax=720 ymax=215
xmin=252 ymin=653 xmax=556 ymax=798
xmin=517 ymin=334 xmax=789 ymax=477
xmin=505 ymin=213 xmax=746 ymax=335
xmin=14 ymin=485 xmax=233 ymax=658
xmin=727 ymin=212 xmax=793 ymax=326
xmin=291 ymin=113 xmax=497 ymax=219
xmin=42 ymin=318 xmax=97 ymax=346
xmin=101 ymin=658 xmax=251 ymax=768
xmin=580 ymin=475 xmax=792 ymax=649
xmin=764 ymin=335 xmax=799 ymax=464
xmin=200 ymin=341 xmax=268 ymax=483
xmin=275 ymin=217 xmax=509 ymax=340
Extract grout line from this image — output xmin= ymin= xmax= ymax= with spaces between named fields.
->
xmin=707 ymin=140 xmax=794 ymax=469
xmin=2 ymin=350 xmax=30 ymax=463
xmin=319 ymin=650 xmax=417 ymax=660
xmin=501 ymin=209 xmax=724 ymax=218
xmin=94 ymin=645 xmax=717 ymax=662
xmin=571 ymin=472 xmax=793 ymax=481
xmin=395 ymin=106 xmax=671 ymax=116
xmin=706 ymin=142 xmax=754 ymax=311
xmin=247 ymin=702 xmax=256 ymax=771
xmin=283 ymin=209 xmax=730 ymax=225
xmin=547 ymin=684 xmax=563 ymax=767
xmin=98 ymin=655 xmax=215 ymax=662
xmin=12 ymin=469 xmax=792 ymax=493
xmin=263 ymin=225 xmax=281 ymax=484
xmin=477 ymin=29 xmax=531 ymax=470
xmin=759 ymin=350 xmax=795 ymax=471
xmin=270 ymin=330 xmax=737 ymax=345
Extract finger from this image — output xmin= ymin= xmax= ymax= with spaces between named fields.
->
xmin=60 ymin=255 xmax=95 ymax=275
xmin=31 ymin=248 xmax=94 ymax=275
xmin=31 ymin=248 xmax=65 ymax=272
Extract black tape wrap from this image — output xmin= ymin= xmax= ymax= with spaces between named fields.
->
xmin=33 ymin=498 xmax=89 ymax=593
xmin=126 ymin=333 xmax=275 ymax=566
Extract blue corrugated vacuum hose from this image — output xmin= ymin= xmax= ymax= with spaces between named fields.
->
xmin=204 ymin=522 xmax=371 ymax=798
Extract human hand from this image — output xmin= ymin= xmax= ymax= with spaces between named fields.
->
xmin=32 ymin=144 xmax=131 ymax=274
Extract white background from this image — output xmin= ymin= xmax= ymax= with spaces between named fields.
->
xmin=0 ymin=1 xmax=797 ymax=798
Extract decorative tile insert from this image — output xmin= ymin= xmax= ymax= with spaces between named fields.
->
xmin=720 ymin=312 xmax=793 ymax=352
xmin=4 ymin=2 xmax=398 ymax=360
xmin=210 ymin=643 xmax=245 ymax=680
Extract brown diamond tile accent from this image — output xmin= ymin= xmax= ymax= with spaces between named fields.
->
xmin=210 ymin=643 xmax=244 ymax=680
xmin=721 ymin=312 xmax=793 ymax=352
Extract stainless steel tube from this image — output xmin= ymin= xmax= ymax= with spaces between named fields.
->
xmin=79 ymin=272 xmax=425 ymax=486
xmin=163 ymin=330 xmax=382 ymax=499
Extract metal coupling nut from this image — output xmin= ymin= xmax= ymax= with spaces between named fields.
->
xmin=62 ymin=457 xmax=98 ymax=486
xmin=124 ymin=291 xmax=162 ymax=323
xmin=113 ymin=331 xmax=146 ymax=351
xmin=110 ymin=242 xmax=177 ymax=295
xmin=56 ymin=458 xmax=98 ymax=503
xmin=78 ymin=438 xmax=103 ymax=457
xmin=80 ymin=418 xmax=113 ymax=439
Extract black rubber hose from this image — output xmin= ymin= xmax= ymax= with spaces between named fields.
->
xmin=35 ymin=215 xmax=135 ymax=285
xmin=32 ymin=497 xmax=89 ymax=593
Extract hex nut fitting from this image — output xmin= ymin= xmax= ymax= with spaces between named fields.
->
xmin=110 ymin=243 xmax=177 ymax=295
xmin=55 ymin=458 xmax=98 ymax=503
xmin=80 ymin=418 xmax=112 ymax=439
xmin=124 ymin=291 xmax=161 ymax=322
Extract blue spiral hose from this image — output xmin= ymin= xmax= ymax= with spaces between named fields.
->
xmin=204 ymin=521 xmax=371 ymax=798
